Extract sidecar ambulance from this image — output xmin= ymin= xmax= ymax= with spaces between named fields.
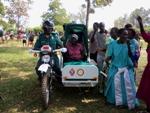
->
xmin=61 ymin=23 xmax=99 ymax=87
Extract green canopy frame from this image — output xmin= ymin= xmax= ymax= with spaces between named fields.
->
xmin=63 ymin=23 xmax=89 ymax=58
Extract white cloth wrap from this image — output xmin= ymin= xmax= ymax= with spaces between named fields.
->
xmin=114 ymin=67 xmax=135 ymax=109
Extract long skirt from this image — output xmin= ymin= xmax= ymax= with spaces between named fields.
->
xmin=137 ymin=65 xmax=150 ymax=107
xmin=105 ymin=66 xmax=139 ymax=109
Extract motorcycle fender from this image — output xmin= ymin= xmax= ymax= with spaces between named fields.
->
xmin=38 ymin=64 xmax=50 ymax=73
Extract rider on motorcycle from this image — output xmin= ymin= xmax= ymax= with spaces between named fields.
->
xmin=33 ymin=20 xmax=63 ymax=84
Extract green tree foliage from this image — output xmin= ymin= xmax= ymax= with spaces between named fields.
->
xmin=0 ymin=1 xmax=5 ymax=16
xmin=0 ymin=19 xmax=8 ymax=30
xmin=0 ymin=1 xmax=12 ymax=30
xmin=0 ymin=0 xmax=5 ymax=29
xmin=114 ymin=7 xmax=150 ymax=28
xmin=33 ymin=26 xmax=42 ymax=35
xmin=42 ymin=0 xmax=70 ymax=26
xmin=55 ymin=25 xmax=63 ymax=33
xmin=145 ymin=26 xmax=150 ymax=32
xmin=129 ymin=7 xmax=150 ymax=27
xmin=5 ymin=0 xmax=32 ymax=30
xmin=93 ymin=0 xmax=112 ymax=7
xmin=26 ymin=26 xmax=42 ymax=35
xmin=114 ymin=14 xmax=128 ymax=28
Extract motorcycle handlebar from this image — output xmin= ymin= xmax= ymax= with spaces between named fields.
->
xmin=53 ymin=48 xmax=67 ymax=53
xmin=29 ymin=49 xmax=40 ymax=53
xmin=29 ymin=48 xmax=67 ymax=54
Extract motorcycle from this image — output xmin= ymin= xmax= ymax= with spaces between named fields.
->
xmin=30 ymin=45 xmax=67 ymax=109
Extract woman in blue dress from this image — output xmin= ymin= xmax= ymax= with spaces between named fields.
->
xmin=104 ymin=28 xmax=138 ymax=110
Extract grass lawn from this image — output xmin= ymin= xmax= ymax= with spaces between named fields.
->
xmin=0 ymin=40 xmax=147 ymax=113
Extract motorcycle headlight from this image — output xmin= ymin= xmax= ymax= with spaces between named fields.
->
xmin=42 ymin=55 xmax=50 ymax=63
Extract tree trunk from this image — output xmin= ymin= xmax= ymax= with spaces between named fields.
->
xmin=17 ymin=16 xmax=20 ymax=32
xmin=86 ymin=0 xmax=90 ymax=30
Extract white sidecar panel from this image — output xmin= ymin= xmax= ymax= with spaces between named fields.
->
xmin=62 ymin=65 xmax=99 ymax=87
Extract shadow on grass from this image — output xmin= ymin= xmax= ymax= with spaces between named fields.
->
xmin=0 ymin=74 xmax=43 ymax=113
xmin=0 ymin=74 xmax=141 ymax=113
xmin=0 ymin=45 xmax=146 ymax=113
xmin=0 ymin=60 xmax=145 ymax=113
xmin=0 ymin=53 xmax=37 ymax=74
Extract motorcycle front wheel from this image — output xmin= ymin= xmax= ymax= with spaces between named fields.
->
xmin=41 ymin=73 xmax=50 ymax=109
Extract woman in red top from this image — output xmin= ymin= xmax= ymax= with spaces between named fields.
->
xmin=66 ymin=34 xmax=84 ymax=61
xmin=136 ymin=16 xmax=150 ymax=113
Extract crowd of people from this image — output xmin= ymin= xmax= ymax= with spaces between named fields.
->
xmin=21 ymin=31 xmax=35 ymax=47
xmin=88 ymin=16 xmax=150 ymax=113
xmin=0 ymin=28 xmax=36 ymax=47
xmin=1 ymin=15 xmax=149 ymax=112
xmin=31 ymin=16 xmax=150 ymax=113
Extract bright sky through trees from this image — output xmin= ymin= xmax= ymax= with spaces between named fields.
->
xmin=28 ymin=0 xmax=150 ymax=29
